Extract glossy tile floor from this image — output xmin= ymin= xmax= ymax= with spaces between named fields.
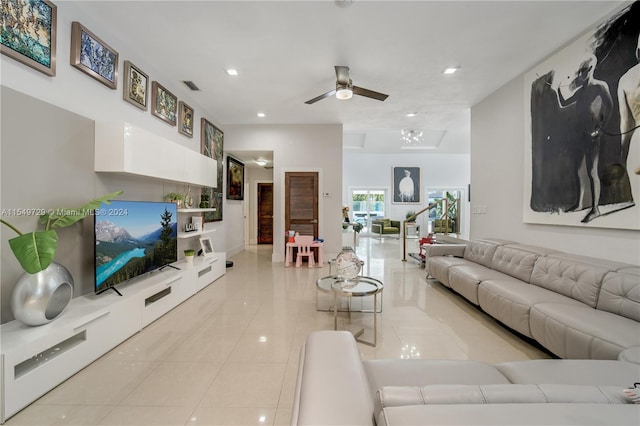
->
xmin=7 ymin=236 xmax=549 ymax=425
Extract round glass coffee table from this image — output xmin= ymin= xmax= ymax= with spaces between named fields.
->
xmin=316 ymin=275 xmax=383 ymax=347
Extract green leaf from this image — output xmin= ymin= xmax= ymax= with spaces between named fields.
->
xmin=8 ymin=231 xmax=58 ymax=274
xmin=40 ymin=190 xmax=123 ymax=230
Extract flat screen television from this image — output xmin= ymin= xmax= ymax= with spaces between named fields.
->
xmin=94 ymin=200 xmax=178 ymax=294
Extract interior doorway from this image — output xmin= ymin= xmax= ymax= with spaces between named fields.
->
xmin=285 ymin=172 xmax=319 ymax=237
xmin=257 ymin=183 xmax=273 ymax=244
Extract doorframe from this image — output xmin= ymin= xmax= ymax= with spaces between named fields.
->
xmin=253 ymin=179 xmax=273 ymax=245
xmin=244 ymin=181 xmax=250 ymax=246
xmin=276 ymin=167 xmax=324 ymax=263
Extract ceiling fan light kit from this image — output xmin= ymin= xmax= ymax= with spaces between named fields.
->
xmin=336 ymin=81 xmax=353 ymax=100
xmin=305 ymin=66 xmax=388 ymax=104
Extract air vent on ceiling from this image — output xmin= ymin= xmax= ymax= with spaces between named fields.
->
xmin=182 ymin=80 xmax=200 ymax=91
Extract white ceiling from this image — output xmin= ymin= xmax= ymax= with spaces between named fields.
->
xmin=70 ymin=0 xmax=625 ymax=163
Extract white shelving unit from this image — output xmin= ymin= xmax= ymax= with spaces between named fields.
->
xmin=94 ymin=122 xmax=217 ymax=187
xmin=177 ymin=208 xmax=217 ymax=239
xmin=0 ymin=253 xmax=226 ymax=423
xmin=0 ymin=123 xmax=228 ymax=424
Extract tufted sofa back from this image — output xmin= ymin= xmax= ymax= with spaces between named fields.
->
xmin=490 ymin=244 xmax=558 ymax=283
xmin=462 ymin=240 xmax=502 ymax=268
xmin=596 ymin=271 xmax=640 ymax=322
xmin=530 ymin=256 xmax=611 ymax=307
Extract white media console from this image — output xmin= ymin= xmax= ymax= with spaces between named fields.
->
xmin=0 ymin=253 xmax=225 ymax=423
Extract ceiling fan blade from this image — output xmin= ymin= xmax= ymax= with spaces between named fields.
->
xmin=353 ymin=86 xmax=389 ymax=101
xmin=335 ymin=66 xmax=350 ymax=85
xmin=305 ymin=89 xmax=337 ymax=104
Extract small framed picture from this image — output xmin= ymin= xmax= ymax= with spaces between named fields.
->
xmin=122 ymin=60 xmax=148 ymax=110
xmin=178 ymin=101 xmax=194 ymax=137
xmin=70 ymin=21 xmax=118 ymax=89
xmin=227 ymin=156 xmax=245 ymax=200
xmin=1 ymin=0 xmax=57 ymax=76
xmin=151 ymin=81 xmax=177 ymax=125
xmin=199 ymin=237 xmax=214 ymax=257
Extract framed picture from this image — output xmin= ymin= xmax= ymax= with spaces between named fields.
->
xmin=1 ymin=0 xmax=57 ymax=76
xmin=227 ymin=157 xmax=245 ymax=200
xmin=70 ymin=21 xmax=118 ymax=89
xmin=122 ymin=60 xmax=148 ymax=110
xmin=151 ymin=81 xmax=177 ymax=125
xmin=178 ymin=101 xmax=194 ymax=137
xmin=202 ymin=118 xmax=224 ymax=222
xmin=199 ymin=237 xmax=214 ymax=257
xmin=392 ymin=166 xmax=420 ymax=204
xmin=200 ymin=118 xmax=221 ymax=158
xmin=523 ymin=3 xmax=639 ymax=230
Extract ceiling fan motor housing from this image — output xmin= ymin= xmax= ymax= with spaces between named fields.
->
xmin=336 ymin=79 xmax=353 ymax=100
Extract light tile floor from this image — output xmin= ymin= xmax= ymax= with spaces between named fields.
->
xmin=7 ymin=237 xmax=550 ymax=425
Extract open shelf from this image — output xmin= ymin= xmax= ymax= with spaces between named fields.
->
xmin=177 ymin=228 xmax=216 ymax=239
xmin=177 ymin=208 xmax=217 ymax=213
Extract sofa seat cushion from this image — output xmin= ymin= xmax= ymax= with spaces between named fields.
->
xmin=379 ymin=403 xmax=640 ymax=426
xmin=427 ymin=257 xmax=469 ymax=287
xmin=447 ymin=265 xmax=511 ymax=305
xmin=478 ymin=280 xmax=585 ymax=337
xmin=529 ymin=303 xmax=640 ymax=359
xmin=494 ymin=359 xmax=640 ymax=386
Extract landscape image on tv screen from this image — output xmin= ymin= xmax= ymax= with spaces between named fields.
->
xmin=94 ymin=200 xmax=178 ymax=294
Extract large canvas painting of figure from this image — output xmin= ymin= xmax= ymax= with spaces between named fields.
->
xmin=524 ymin=2 xmax=640 ymax=230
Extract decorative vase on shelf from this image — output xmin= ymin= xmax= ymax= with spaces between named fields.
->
xmin=334 ymin=246 xmax=364 ymax=288
xmin=184 ymin=185 xmax=194 ymax=208
xmin=11 ymin=262 xmax=74 ymax=326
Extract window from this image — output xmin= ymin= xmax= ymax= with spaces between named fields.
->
xmin=350 ymin=189 xmax=386 ymax=233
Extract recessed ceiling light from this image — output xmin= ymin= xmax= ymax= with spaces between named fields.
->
xmin=226 ymin=69 xmax=238 ymax=76
xmin=257 ymin=112 xmax=266 ymax=118
xmin=443 ymin=67 xmax=460 ymax=75
xmin=405 ymin=112 xmax=417 ymax=118
xmin=255 ymin=160 xmax=267 ymax=166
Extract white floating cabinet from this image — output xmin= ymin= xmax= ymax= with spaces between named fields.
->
xmin=94 ymin=122 xmax=217 ymax=187
xmin=0 ymin=252 xmax=225 ymax=423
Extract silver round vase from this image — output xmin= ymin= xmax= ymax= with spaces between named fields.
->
xmin=11 ymin=262 xmax=74 ymax=326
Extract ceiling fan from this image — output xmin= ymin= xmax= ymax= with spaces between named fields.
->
xmin=305 ymin=66 xmax=389 ymax=104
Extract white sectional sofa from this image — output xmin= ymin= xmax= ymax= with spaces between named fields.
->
xmin=291 ymin=331 xmax=640 ymax=425
xmin=425 ymin=239 xmax=640 ymax=360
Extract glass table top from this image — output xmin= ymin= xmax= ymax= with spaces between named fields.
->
xmin=316 ymin=275 xmax=383 ymax=296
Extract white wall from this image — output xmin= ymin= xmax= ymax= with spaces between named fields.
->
xmin=343 ymin=152 xmax=471 ymax=240
xmin=1 ymin=2 xmax=229 ymax=251
xmin=224 ymin=125 xmax=343 ymax=261
xmin=471 ymin=75 xmax=640 ymax=264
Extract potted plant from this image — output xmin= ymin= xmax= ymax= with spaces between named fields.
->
xmin=1 ymin=191 xmax=123 ymax=274
xmin=184 ymin=249 xmax=196 ymax=264
xmin=1 ymin=190 xmax=123 ymax=326
xmin=406 ymin=211 xmax=416 ymax=222
xmin=164 ymin=192 xmax=185 ymax=208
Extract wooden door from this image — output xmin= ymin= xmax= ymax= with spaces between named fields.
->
xmin=257 ymin=183 xmax=273 ymax=244
xmin=285 ymin=172 xmax=319 ymax=237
